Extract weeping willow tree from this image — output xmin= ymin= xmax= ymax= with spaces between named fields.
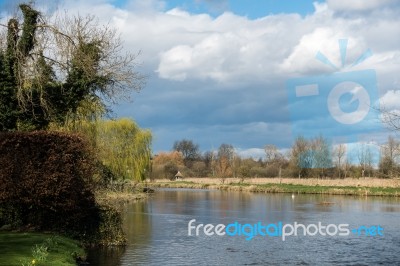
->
xmin=55 ymin=114 xmax=152 ymax=182
xmin=96 ymin=119 xmax=152 ymax=182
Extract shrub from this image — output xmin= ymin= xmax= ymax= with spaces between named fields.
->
xmin=0 ymin=131 xmax=98 ymax=237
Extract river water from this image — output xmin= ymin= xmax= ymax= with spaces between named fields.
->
xmin=87 ymin=188 xmax=400 ymax=265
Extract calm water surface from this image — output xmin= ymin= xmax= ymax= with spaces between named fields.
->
xmin=88 ymin=188 xmax=400 ymax=265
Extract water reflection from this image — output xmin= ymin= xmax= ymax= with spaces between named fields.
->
xmin=89 ymin=189 xmax=400 ymax=265
xmin=86 ymin=246 xmax=125 ymax=266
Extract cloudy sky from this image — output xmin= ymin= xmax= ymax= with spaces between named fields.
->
xmin=1 ymin=0 xmax=400 ymax=158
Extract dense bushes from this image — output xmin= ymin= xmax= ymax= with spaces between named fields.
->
xmin=0 ymin=131 xmax=99 ymax=238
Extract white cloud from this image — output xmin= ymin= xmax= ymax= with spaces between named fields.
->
xmin=380 ymin=90 xmax=400 ymax=110
xmin=280 ymin=27 xmax=348 ymax=75
xmin=156 ymin=12 xmax=303 ymax=83
xmin=326 ymin=0 xmax=397 ymax=12
xmin=157 ymin=45 xmax=193 ymax=81
xmin=154 ymin=4 xmax=399 ymax=84
xmin=236 ymin=148 xmax=265 ymax=159
xmin=52 ymin=0 xmax=398 ymax=87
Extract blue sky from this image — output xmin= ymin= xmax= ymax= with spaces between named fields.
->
xmin=0 ymin=0 xmax=323 ymax=19
xmin=114 ymin=0 xmax=322 ymax=18
xmin=1 ymin=0 xmax=400 ymax=159
xmin=1 ymin=0 xmax=319 ymax=15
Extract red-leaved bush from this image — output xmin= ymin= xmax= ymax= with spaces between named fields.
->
xmin=0 ymin=131 xmax=99 ymax=237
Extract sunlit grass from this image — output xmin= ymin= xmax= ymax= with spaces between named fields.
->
xmin=178 ymin=177 xmax=400 ymax=188
xmin=0 ymin=232 xmax=84 ymax=266
xmin=148 ymin=178 xmax=400 ymax=197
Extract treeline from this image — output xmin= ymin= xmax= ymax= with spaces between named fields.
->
xmin=151 ymin=135 xmax=400 ymax=180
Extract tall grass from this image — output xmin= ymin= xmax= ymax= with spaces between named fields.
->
xmin=162 ymin=177 xmax=400 ymax=188
xmin=148 ymin=178 xmax=400 ymax=197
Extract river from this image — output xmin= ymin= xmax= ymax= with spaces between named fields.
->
xmin=87 ymin=188 xmax=400 ymax=265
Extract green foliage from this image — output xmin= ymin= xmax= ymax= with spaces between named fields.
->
xmin=0 ymin=5 xmax=42 ymax=130
xmin=0 ymin=4 xmax=143 ymax=131
xmin=0 ymin=20 xmax=19 ymax=131
xmin=31 ymin=243 xmax=49 ymax=262
xmin=164 ymin=162 xmax=179 ymax=180
xmin=89 ymin=206 xmax=126 ymax=246
xmin=61 ymin=118 xmax=152 ymax=182
xmin=17 ymin=5 xmax=39 ymax=58
xmin=0 ymin=232 xmax=84 ymax=266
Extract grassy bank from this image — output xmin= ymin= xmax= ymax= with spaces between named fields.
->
xmin=95 ymin=182 xmax=153 ymax=206
xmin=0 ymin=186 xmax=149 ymax=266
xmin=148 ymin=178 xmax=400 ymax=197
xmin=0 ymin=232 xmax=85 ymax=266
xmin=95 ymin=190 xmax=148 ymax=206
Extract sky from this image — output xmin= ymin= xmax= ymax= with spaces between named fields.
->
xmin=1 ymin=0 xmax=400 ymax=159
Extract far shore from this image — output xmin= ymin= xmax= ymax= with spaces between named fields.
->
xmin=147 ymin=177 xmax=400 ymax=197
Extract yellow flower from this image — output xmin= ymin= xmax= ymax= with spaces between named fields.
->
xmin=32 ymin=260 xmax=36 ymax=265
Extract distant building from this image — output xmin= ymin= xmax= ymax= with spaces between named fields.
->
xmin=175 ymin=171 xmax=183 ymax=181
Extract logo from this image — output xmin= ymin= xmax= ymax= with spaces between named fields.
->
xmin=187 ymin=219 xmax=384 ymax=241
xmin=286 ymin=39 xmax=382 ymax=167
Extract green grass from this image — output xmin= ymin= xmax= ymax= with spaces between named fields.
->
xmin=253 ymin=183 xmax=400 ymax=196
xmin=149 ymin=181 xmax=400 ymax=197
xmin=0 ymin=232 xmax=85 ymax=266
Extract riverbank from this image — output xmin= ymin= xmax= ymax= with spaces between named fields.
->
xmin=95 ymin=182 xmax=154 ymax=206
xmin=95 ymin=190 xmax=149 ymax=206
xmin=148 ymin=177 xmax=400 ymax=197
xmin=0 ymin=186 xmax=149 ymax=266
xmin=0 ymin=232 xmax=85 ymax=266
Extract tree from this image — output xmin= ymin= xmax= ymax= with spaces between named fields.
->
xmin=0 ymin=4 xmax=144 ymax=131
xmin=343 ymin=159 xmax=351 ymax=178
xmin=203 ymin=151 xmax=214 ymax=170
xmin=92 ymin=118 xmax=152 ymax=182
xmin=264 ymin=144 xmax=282 ymax=165
xmin=264 ymin=144 xmax=285 ymax=179
xmin=381 ymin=106 xmax=400 ymax=131
xmin=152 ymin=151 xmax=185 ymax=166
xmin=173 ymin=139 xmax=200 ymax=165
xmin=290 ymin=136 xmax=311 ymax=178
xmin=192 ymin=161 xmax=207 ymax=177
xmin=311 ymin=135 xmax=332 ymax=178
xmin=333 ymin=144 xmax=346 ymax=178
xmin=289 ymin=135 xmax=333 ymax=178
xmin=379 ymin=135 xmax=400 ymax=178
xmin=218 ymin=143 xmax=235 ymax=160
xmin=216 ymin=144 xmax=235 ymax=182
xmin=152 ymin=151 xmax=185 ymax=180
xmin=203 ymin=150 xmax=217 ymax=177
xmin=357 ymin=143 xmax=374 ymax=178
xmin=0 ymin=6 xmax=36 ymax=130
